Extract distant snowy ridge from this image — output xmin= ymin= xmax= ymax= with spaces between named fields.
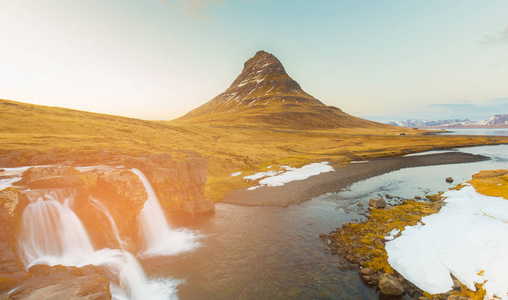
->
xmin=388 ymin=119 xmax=470 ymax=128
xmin=389 ymin=114 xmax=508 ymax=128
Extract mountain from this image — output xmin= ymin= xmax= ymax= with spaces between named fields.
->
xmin=176 ymin=51 xmax=392 ymax=130
xmin=389 ymin=114 xmax=508 ymax=128
xmin=473 ymin=114 xmax=508 ymax=127
xmin=388 ymin=119 xmax=471 ymax=128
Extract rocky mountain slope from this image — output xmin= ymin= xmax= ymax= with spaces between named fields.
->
xmin=176 ymin=51 xmax=393 ymax=130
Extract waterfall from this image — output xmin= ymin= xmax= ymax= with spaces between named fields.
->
xmin=132 ymin=168 xmax=200 ymax=257
xmin=17 ymin=191 xmax=94 ymax=267
xmin=16 ymin=188 xmax=179 ymax=300
xmin=90 ymin=197 xmax=127 ymax=250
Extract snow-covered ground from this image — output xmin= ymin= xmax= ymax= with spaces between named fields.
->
xmin=244 ymin=162 xmax=334 ymax=190
xmin=386 ymin=185 xmax=508 ymax=299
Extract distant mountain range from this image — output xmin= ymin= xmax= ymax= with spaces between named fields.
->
xmin=389 ymin=114 xmax=508 ymax=128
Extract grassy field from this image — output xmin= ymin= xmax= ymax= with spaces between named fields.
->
xmin=2 ymin=98 xmax=507 ymax=201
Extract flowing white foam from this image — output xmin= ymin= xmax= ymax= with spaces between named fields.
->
xmin=133 ymin=169 xmax=201 ymax=257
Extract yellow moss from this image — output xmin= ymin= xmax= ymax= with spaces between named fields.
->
xmin=469 ymin=169 xmax=508 ymax=200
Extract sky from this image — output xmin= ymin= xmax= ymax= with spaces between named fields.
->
xmin=0 ymin=0 xmax=507 ymax=122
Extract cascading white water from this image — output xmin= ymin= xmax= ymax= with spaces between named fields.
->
xmin=17 ymin=191 xmax=95 ymax=267
xmin=16 ymin=188 xmax=178 ymax=300
xmin=90 ymin=197 xmax=127 ymax=250
xmin=132 ymin=169 xmax=200 ymax=257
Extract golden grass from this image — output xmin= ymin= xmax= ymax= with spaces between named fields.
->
xmin=2 ymin=98 xmax=508 ymax=201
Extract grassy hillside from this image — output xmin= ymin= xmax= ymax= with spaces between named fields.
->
xmin=2 ymin=98 xmax=507 ymax=201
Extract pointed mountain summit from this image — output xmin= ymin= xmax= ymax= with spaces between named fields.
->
xmin=176 ymin=51 xmax=390 ymax=130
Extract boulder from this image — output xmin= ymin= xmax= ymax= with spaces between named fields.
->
xmin=95 ymin=170 xmax=147 ymax=211
xmin=446 ymin=177 xmax=453 ymax=183
xmin=378 ymin=273 xmax=404 ymax=296
xmin=369 ymin=197 xmax=386 ymax=209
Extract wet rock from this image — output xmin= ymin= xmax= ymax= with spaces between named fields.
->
xmin=379 ymin=273 xmax=404 ymax=296
xmin=14 ymin=166 xmax=81 ymax=189
xmin=446 ymin=177 xmax=453 ymax=183
xmin=369 ymin=197 xmax=386 ymax=209
xmin=9 ymin=265 xmax=111 ymax=300
xmin=415 ymin=195 xmax=421 ymax=199
xmin=319 ymin=233 xmax=326 ymax=239
xmin=95 ymin=170 xmax=147 ymax=212
xmin=419 ymin=297 xmax=432 ymax=300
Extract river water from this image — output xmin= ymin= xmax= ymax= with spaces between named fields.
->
xmin=142 ymin=142 xmax=508 ymax=299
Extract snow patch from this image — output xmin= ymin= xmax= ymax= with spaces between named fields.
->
xmin=230 ymin=172 xmax=242 ymax=177
xmin=245 ymin=162 xmax=334 ymax=189
xmin=386 ymin=185 xmax=508 ymax=299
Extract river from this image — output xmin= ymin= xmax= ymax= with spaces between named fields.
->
xmin=141 ymin=142 xmax=508 ymax=298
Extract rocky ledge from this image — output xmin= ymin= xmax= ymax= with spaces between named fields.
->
xmin=0 ymin=149 xmax=214 ymax=217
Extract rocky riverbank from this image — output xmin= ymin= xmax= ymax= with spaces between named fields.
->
xmin=223 ymin=151 xmax=489 ymax=207
xmin=321 ymin=171 xmax=508 ymax=299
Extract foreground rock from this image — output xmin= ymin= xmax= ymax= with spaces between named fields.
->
xmin=379 ymin=273 xmax=404 ymax=296
xmin=369 ymin=197 xmax=386 ymax=209
xmin=7 ymin=264 xmax=111 ymax=300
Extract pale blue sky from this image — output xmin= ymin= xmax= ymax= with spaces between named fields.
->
xmin=0 ymin=0 xmax=507 ymax=121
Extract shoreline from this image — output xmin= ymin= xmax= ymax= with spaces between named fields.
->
xmin=221 ymin=152 xmax=489 ymax=207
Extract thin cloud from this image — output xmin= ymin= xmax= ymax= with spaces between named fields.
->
xmin=159 ymin=0 xmax=225 ymax=22
xmin=480 ymin=27 xmax=508 ymax=45
xmin=424 ymin=98 xmax=508 ymax=120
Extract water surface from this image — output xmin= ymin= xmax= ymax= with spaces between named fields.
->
xmin=143 ymin=144 xmax=507 ymax=299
